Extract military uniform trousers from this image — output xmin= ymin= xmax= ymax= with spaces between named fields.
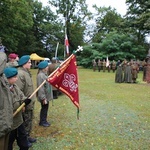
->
xmin=22 ymin=110 xmax=33 ymax=137
xmin=0 ymin=133 xmax=10 ymax=150
xmin=8 ymin=124 xmax=29 ymax=150
xmin=40 ymin=103 xmax=49 ymax=124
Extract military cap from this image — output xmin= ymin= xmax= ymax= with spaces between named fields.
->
xmin=38 ymin=61 xmax=48 ymax=69
xmin=18 ymin=55 xmax=30 ymax=66
xmin=4 ymin=67 xmax=18 ymax=78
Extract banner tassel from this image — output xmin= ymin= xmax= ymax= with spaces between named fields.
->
xmin=77 ymin=108 xmax=79 ymax=120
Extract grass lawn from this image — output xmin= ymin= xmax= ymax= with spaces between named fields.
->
xmin=15 ymin=68 xmax=150 ymax=150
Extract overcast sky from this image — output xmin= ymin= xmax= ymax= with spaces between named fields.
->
xmin=40 ymin=0 xmax=127 ymax=16
xmin=39 ymin=0 xmax=150 ymax=42
xmin=86 ymin=0 xmax=127 ymax=16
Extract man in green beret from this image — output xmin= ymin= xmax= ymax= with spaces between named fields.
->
xmin=4 ymin=67 xmax=32 ymax=149
xmin=37 ymin=61 xmax=53 ymax=127
xmin=0 ymin=52 xmax=13 ymax=150
xmin=16 ymin=55 xmax=36 ymax=144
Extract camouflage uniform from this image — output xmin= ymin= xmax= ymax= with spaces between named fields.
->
xmin=102 ymin=60 xmax=106 ymax=72
xmin=131 ymin=62 xmax=139 ymax=83
xmin=97 ymin=59 xmax=101 ymax=72
xmin=112 ymin=61 xmax=116 ymax=73
xmin=16 ymin=67 xmax=35 ymax=138
xmin=0 ymin=52 xmax=13 ymax=150
xmin=6 ymin=61 xmax=18 ymax=67
xmin=8 ymin=84 xmax=30 ymax=150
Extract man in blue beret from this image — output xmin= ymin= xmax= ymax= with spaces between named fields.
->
xmin=0 ymin=52 xmax=13 ymax=150
xmin=16 ymin=55 xmax=36 ymax=145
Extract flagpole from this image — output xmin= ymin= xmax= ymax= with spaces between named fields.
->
xmin=64 ymin=2 xmax=69 ymax=59
xmin=55 ymin=42 xmax=59 ymax=58
xmin=13 ymin=79 xmax=47 ymax=116
xmin=64 ymin=26 xmax=67 ymax=59
xmin=13 ymin=53 xmax=74 ymax=117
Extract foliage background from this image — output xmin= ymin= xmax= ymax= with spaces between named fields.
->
xmin=0 ymin=0 xmax=149 ymax=65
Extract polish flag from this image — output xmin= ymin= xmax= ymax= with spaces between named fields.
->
xmin=65 ymin=34 xmax=69 ymax=56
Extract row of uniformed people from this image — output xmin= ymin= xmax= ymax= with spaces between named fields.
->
xmin=115 ymin=62 xmax=139 ymax=83
xmin=93 ymin=59 xmax=147 ymax=73
xmin=0 ymin=52 xmax=53 ymax=149
xmin=6 ymin=53 xmax=60 ymax=99
xmin=92 ymin=59 xmax=117 ymax=72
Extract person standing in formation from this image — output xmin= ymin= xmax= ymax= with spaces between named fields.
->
xmin=122 ymin=59 xmax=127 ymax=72
xmin=0 ymin=52 xmax=13 ymax=150
xmin=131 ymin=61 xmax=139 ymax=83
xmin=112 ymin=60 xmax=116 ymax=73
xmin=115 ymin=64 xmax=123 ymax=83
xmin=97 ymin=59 xmax=101 ymax=72
xmin=102 ymin=59 xmax=106 ymax=72
xmin=47 ymin=57 xmax=60 ymax=99
xmin=37 ymin=61 xmax=53 ymax=127
xmin=6 ymin=53 xmax=19 ymax=67
xmin=92 ymin=59 xmax=97 ymax=72
xmin=142 ymin=59 xmax=147 ymax=81
xmin=4 ymin=67 xmax=32 ymax=149
xmin=145 ymin=49 xmax=150 ymax=83
xmin=124 ymin=62 xmax=132 ymax=83
xmin=16 ymin=55 xmax=36 ymax=145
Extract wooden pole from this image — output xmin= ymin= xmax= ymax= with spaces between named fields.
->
xmin=13 ymin=79 xmax=47 ymax=117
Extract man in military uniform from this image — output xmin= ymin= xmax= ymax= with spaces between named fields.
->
xmin=47 ymin=57 xmax=60 ymax=99
xmin=92 ymin=59 xmax=97 ymax=72
xmin=16 ymin=55 xmax=36 ymax=145
xmin=112 ymin=60 xmax=116 ymax=73
xmin=0 ymin=52 xmax=13 ymax=150
xmin=131 ymin=61 xmax=139 ymax=83
xmin=145 ymin=49 xmax=150 ymax=83
xmin=4 ymin=67 xmax=32 ymax=149
xmin=97 ymin=59 xmax=101 ymax=72
xmin=102 ymin=59 xmax=106 ymax=72
xmin=142 ymin=59 xmax=147 ymax=81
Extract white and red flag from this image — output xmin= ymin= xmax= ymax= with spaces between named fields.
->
xmin=65 ymin=34 xmax=69 ymax=56
xmin=106 ymin=56 xmax=110 ymax=67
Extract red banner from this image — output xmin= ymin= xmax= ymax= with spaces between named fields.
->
xmin=47 ymin=54 xmax=79 ymax=108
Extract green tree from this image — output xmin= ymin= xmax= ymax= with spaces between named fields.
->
xmin=49 ymin=0 xmax=91 ymax=52
xmin=24 ymin=1 xmax=61 ymax=57
xmin=125 ymin=0 xmax=150 ymax=44
xmin=0 ymin=0 xmax=33 ymax=52
xmin=91 ymin=6 xmax=124 ymax=43
xmin=78 ymin=31 xmax=147 ymax=68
